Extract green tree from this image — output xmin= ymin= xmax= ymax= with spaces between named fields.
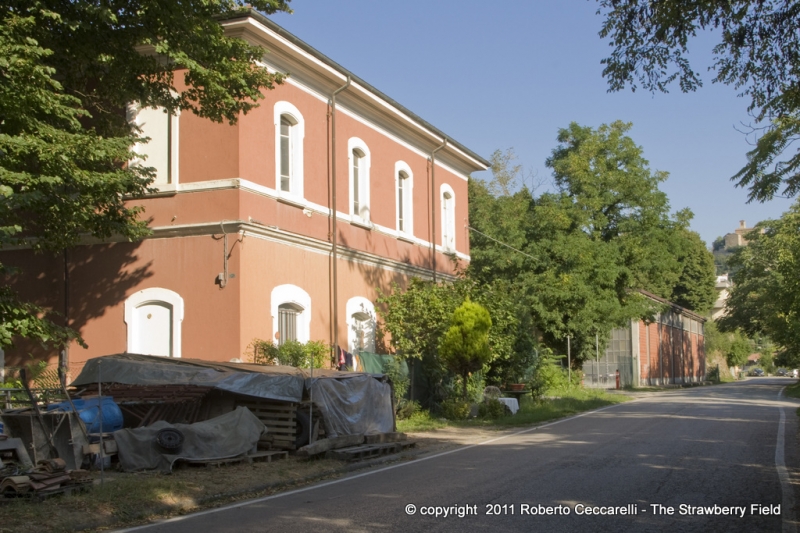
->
xmin=726 ymin=333 xmax=751 ymax=369
xmin=469 ymin=123 xmax=702 ymax=362
xmin=719 ymin=202 xmax=800 ymax=365
xmin=0 ymin=2 xmax=290 ymax=350
xmin=439 ymin=299 xmax=492 ymax=399
xmin=597 ymin=0 xmax=800 ymax=202
xmin=669 ymin=229 xmax=717 ymax=313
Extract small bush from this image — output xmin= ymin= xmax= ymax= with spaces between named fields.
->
xmin=440 ymin=398 xmax=471 ymax=420
xmin=383 ymin=356 xmax=409 ymax=407
xmin=478 ymin=398 xmax=508 ymax=419
xmin=396 ymin=399 xmax=420 ymax=420
xmin=246 ymin=339 xmax=329 ymax=368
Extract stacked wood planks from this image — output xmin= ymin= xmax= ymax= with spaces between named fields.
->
xmin=233 ymin=397 xmax=297 ymax=450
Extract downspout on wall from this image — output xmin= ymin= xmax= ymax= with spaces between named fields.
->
xmin=429 ymin=140 xmax=447 ymax=282
xmin=329 ymin=76 xmax=351 ymax=354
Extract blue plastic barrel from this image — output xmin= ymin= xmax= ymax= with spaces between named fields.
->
xmin=46 ymin=397 xmax=123 ymax=433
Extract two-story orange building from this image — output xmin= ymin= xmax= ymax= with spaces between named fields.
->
xmin=1 ymin=11 xmax=488 ymax=376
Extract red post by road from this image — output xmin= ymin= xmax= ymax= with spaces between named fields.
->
xmin=616 ymin=369 xmax=620 ymax=390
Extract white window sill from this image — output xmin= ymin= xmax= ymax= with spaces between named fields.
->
xmin=397 ymin=233 xmax=415 ymax=244
xmin=351 ymin=217 xmax=373 ymax=230
xmin=277 ymin=193 xmax=307 ymax=209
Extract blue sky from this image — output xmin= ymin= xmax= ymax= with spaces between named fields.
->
xmin=268 ymin=0 xmax=793 ymax=247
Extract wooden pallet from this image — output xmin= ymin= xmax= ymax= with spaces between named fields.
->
xmin=326 ymin=441 xmax=416 ymax=462
xmin=248 ymin=450 xmax=288 ymax=463
xmin=175 ymin=450 xmax=288 ymax=468
xmin=233 ymin=398 xmax=297 ymax=451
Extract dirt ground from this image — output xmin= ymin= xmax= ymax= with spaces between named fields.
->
xmin=0 ymin=426 xmax=502 ymax=533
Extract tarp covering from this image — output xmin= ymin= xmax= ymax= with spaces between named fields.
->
xmin=310 ymin=375 xmax=393 ymax=437
xmin=113 ymin=406 xmax=265 ymax=473
xmin=356 ymin=352 xmax=409 ymax=377
xmin=72 ymin=353 xmax=306 ymax=403
xmin=73 ymin=354 xmax=396 ymax=438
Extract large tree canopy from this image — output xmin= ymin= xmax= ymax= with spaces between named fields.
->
xmin=719 ymin=201 xmax=800 ymax=364
xmin=469 ymin=123 xmax=709 ymax=361
xmin=0 ymin=1 xmax=291 ymax=349
xmin=598 ymin=0 xmax=800 ymax=202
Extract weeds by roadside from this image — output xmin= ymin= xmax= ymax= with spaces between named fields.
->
xmin=397 ymin=387 xmax=630 ymax=433
xmin=784 ymin=381 xmax=800 ymax=400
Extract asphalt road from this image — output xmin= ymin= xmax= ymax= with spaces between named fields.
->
xmin=120 ymin=378 xmax=800 ymax=533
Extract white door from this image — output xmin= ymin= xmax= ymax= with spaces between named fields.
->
xmin=133 ymin=302 xmax=173 ymax=357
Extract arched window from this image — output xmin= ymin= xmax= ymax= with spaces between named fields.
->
xmin=127 ymin=103 xmax=180 ymax=189
xmin=395 ymin=161 xmax=413 ymax=235
xmin=274 ymin=102 xmax=305 ymax=198
xmin=440 ymin=184 xmax=456 ymax=251
xmin=346 ymin=297 xmax=376 ymax=353
xmin=124 ymin=288 xmax=184 ymax=357
xmin=277 ymin=303 xmax=302 ymax=345
xmin=348 ymin=138 xmax=371 ymax=224
xmin=271 ymin=284 xmax=311 ymax=344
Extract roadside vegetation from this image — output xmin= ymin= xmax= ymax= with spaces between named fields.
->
xmin=398 ymin=387 xmax=629 ymax=433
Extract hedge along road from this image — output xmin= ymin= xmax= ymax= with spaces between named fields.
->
xmin=116 ymin=379 xmax=800 ymax=533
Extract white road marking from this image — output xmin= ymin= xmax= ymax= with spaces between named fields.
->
xmin=112 ymin=401 xmax=630 ymax=532
xmin=777 ymin=387 xmax=797 ymax=533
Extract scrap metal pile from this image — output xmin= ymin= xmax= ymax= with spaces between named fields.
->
xmin=0 ymin=441 xmax=92 ymax=500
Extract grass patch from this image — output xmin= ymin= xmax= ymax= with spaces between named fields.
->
xmin=397 ymin=410 xmax=449 ymax=432
xmin=398 ymin=387 xmax=631 ymax=433
xmin=784 ymin=381 xmax=800 ymax=400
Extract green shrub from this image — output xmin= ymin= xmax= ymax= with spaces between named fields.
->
xmin=246 ymin=338 xmax=329 ymax=368
xmin=382 ymin=356 xmax=409 ymax=406
xmin=528 ymin=350 xmax=571 ymax=399
xmin=396 ymin=399 xmax=420 ymax=420
xmin=440 ymin=398 xmax=471 ymax=420
xmin=478 ymin=398 xmax=508 ymax=419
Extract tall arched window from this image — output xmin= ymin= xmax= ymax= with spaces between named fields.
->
xmin=127 ymin=103 xmax=180 ymax=190
xmin=271 ymin=284 xmax=311 ymax=344
xmin=274 ymin=102 xmax=305 ymax=198
xmin=124 ymin=288 xmax=184 ymax=357
xmin=279 ymin=115 xmax=294 ymax=192
xmin=346 ymin=297 xmax=376 ymax=353
xmin=277 ymin=303 xmax=302 ymax=345
xmin=395 ymin=161 xmax=413 ymax=236
xmin=352 ymin=148 xmax=364 ymax=216
xmin=440 ymin=184 xmax=456 ymax=251
xmin=348 ymin=138 xmax=371 ymax=224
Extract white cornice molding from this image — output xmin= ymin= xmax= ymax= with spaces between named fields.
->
xmin=148 ymin=219 xmax=455 ymax=281
xmin=173 ymin=178 xmax=470 ymax=261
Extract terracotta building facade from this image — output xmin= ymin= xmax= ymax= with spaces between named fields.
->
xmin=1 ymin=12 xmax=488 ymax=376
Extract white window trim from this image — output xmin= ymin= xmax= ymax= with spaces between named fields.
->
xmin=271 ymin=284 xmax=311 ymax=344
xmin=395 ymin=161 xmax=414 ymax=237
xmin=440 ymin=183 xmax=456 ymax=252
xmin=345 ymin=296 xmax=376 ymax=354
xmin=274 ymin=101 xmax=305 ymax=200
xmin=347 ymin=137 xmax=371 ymax=226
xmin=127 ymin=102 xmax=180 ymax=192
xmin=124 ymin=287 xmax=184 ymax=358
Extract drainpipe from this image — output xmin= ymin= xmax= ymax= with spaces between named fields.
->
xmin=218 ymin=221 xmax=229 ymax=289
xmin=318 ymin=76 xmax=351 ymax=446
xmin=60 ymin=248 xmax=70 ymax=379
xmin=430 ymin=139 xmax=447 ymax=282
xmin=329 ymin=76 xmax=350 ymax=357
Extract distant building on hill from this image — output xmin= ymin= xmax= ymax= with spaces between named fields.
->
xmin=723 ymin=220 xmax=761 ymax=249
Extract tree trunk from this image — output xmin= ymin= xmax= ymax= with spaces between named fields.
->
xmin=462 ymin=371 xmax=469 ymax=400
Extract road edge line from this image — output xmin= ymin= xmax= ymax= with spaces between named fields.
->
xmin=777 ymin=386 xmax=797 ymax=533
xmin=113 ymin=399 xmax=634 ymax=532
